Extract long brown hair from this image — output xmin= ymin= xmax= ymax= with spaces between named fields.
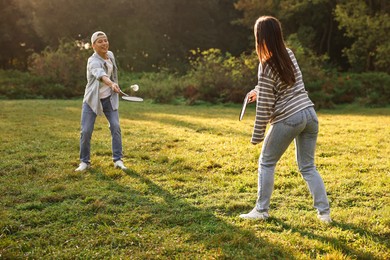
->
xmin=254 ymin=16 xmax=295 ymax=86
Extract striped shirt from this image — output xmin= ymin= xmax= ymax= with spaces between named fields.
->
xmin=251 ymin=48 xmax=314 ymax=144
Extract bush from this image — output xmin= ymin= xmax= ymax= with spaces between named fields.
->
xmin=2 ymin=37 xmax=388 ymax=107
xmin=122 ymin=71 xmax=187 ymax=104
xmin=356 ymin=72 xmax=390 ymax=107
xmin=286 ymin=34 xmax=336 ymax=109
xmin=314 ymin=72 xmax=390 ymax=107
xmin=329 ymin=74 xmax=363 ymax=104
xmin=28 ymin=39 xmax=90 ymax=98
xmin=305 ymin=80 xmax=334 ymax=109
xmin=186 ymin=48 xmax=257 ymax=104
xmin=287 ymin=35 xmax=389 ymax=108
xmin=0 ymin=70 xmax=45 ymax=99
xmin=185 ymin=42 xmax=338 ymax=108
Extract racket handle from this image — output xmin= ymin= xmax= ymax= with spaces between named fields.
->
xmin=119 ymin=90 xmax=129 ymax=97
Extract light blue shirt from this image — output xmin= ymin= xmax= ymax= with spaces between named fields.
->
xmin=82 ymin=51 xmax=119 ymax=115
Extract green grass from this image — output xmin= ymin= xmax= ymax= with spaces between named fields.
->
xmin=1 ymin=100 xmax=389 ymax=259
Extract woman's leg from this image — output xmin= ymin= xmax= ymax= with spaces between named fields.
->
xmin=295 ymin=107 xmax=330 ymax=215
xmin=255 ymin=111 xmax=306 ymax=213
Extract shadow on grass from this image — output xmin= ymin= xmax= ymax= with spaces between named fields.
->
xmin=91 ymin=167 xmax=293 ymax=258
xmin=268 ymin=218 xmax=385 ymax=259
xmin=318 ymin=104 xmax=390 ymax=116
xmin=127 ymin=113 xmax=251 ymax=138
xmin=331 ymin=221 xmax=390 ymax=253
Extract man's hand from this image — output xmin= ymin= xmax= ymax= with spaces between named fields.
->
xmin=111 ymin=83 xmax=120 ymax=93
xmin=101 ymin=75 xmax=121 ymax=93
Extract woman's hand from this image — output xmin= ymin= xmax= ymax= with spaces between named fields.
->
xmin=247 ymin=90 xmax=257 ymax=103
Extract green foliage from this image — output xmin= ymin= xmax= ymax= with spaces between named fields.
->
xmin=286 ymin=34 xmax=334 ymax=109
xmin=330 ymin=74 xmax=363 ymax=104
xmin=0 ymin=0 xmax=43 ymax=70
xmin=186 ymin=48 xmax=257 ymax=104
xmin=28 ymin=39 xmax=90 ymax=97
xmin=0 ymin=69 xmax=78 ymax=99
xmin=317 ymin=72 xmax=390 ymax=107
xmin=286 ymin=35 xmax=390 ymax=108
xmin=356 ymin=72 xmax=390 ymax=107
xmin=0 ymin=70 xmax=45 ymax=99
xmin=334 ymin=0 xmax=390 ymax=73
xmin=2 ymin=0 xmax=389 ymax=75
xmin=130 ymin=71 xmax=188 ymax=104
xmin=0 ymin=100 xmax=389 ymax=259
xmin=13 ymin=0 xmax=248 ymax=72
xmin=235 ymin=0 xmax=349 ymax=69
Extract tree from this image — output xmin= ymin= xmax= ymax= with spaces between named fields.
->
xmin=334 ymin=0 xmax=390 ymax=72
xmin=12 ymin=0 xmax=249 ymax=72
xmin=234 ymin=0 xmax=350 ymax=70
xmin=0 ymin=0 xmax=43 ymax=69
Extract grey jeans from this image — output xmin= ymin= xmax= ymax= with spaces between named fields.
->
xmin=255 ymin=106 xmax=330 ymax=215
xmin=79 ymin=97 xmax=123 ymax=163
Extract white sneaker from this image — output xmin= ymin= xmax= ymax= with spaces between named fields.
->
xmin=239 ymin=208 xmax=269 ymax=220
xmin=114 ymin=160 xmax=127 ymax=170
xmin=75 ymin=162 xmax=90 ymax=172
xmin=317 ymin=214 xmax=332 ymax=223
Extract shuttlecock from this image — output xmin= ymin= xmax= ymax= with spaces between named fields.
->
xmin=130 ymin=84 xmax=139 ymax=92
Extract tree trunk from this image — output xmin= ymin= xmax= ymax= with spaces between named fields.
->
xmin=327 ymin=15 xmax=334 ymax=55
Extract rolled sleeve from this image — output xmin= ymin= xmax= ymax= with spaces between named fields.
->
xmin=89 ymin=60 xmax=107 ymax=81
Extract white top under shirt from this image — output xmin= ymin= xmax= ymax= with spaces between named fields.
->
xmin=99 ymin=58 xmax=113 ymax=99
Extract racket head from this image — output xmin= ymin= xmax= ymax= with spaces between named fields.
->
xmin=239 ymin=93 xmax=249 ymax=121
xmin=121 ymin=96 xmax=143 ymax=102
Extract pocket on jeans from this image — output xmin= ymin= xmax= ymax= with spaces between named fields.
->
xmin=282 ymin=112 xmax=304 ymax=127
xmin=307 ymin=107 xmax=318 ymax=123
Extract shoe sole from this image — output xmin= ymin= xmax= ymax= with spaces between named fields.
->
xmin=75 ymin=166 xmax=90 ymax=172
xmin=239 ymin=215 xmax=268 ymax=220
xmin=75 ymin=168 xmax=89 ymax=172
xmin=317 ymin=215 xmax=332 ymax=224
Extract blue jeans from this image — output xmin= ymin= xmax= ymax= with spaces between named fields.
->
xmin=79 ymin=97 xmax=123 ymax=163
xmin=255 ymin=106 xmax=330 ymax=215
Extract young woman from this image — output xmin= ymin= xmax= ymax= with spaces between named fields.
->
xmin=239 ymin=16 xmax=331 ymax=223
xmin=75 ymin=31 xmax=127 ymax=171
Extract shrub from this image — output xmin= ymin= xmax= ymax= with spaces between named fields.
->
xmin=185 ymin=42 xmax=338 ymax=108
xmin=186 ymin=48 xmax=257 ymax=104
xmin=0 ymin=70 xmax=45 ymax=99
xmin=28 ymin=39 xmax=90 ymax=98
xmin=286 ymin=34 xmax=336 ymax=109
xmin=330 ymin=74 xmax=363 ymax=104
xmin=187 ymin=49 xmax=230 ymax=103
xmin=125 ymin=71 xmax=187 ymax=104
xmin=356 ymin=72 xmax=390 ymax=107
xmin=305 ymin=80 xmax=334 ymax=109
xmin=39 ymin=83 xmax=67 ymax=99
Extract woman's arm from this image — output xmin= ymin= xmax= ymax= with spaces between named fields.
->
xmin=251 ymin=65 xmax=276 ymax=144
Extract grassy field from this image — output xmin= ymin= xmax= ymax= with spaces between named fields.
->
xmin=0 ymin=100 xmax=389 ymax=259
